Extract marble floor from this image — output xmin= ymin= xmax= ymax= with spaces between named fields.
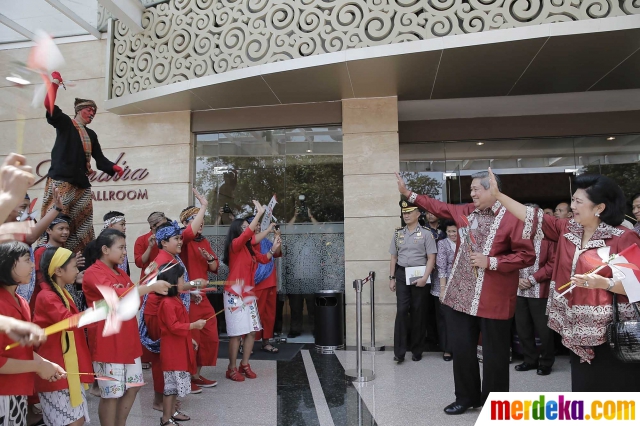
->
xmin=84 ymin=346 xmax=571 ymax=426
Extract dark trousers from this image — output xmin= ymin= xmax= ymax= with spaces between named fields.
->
xmin=425 ymin=291 xmax=439 ymax=347
xmin=288 ymin=293 xmax=315 ymax=334
xmin=571 ymin=343 xmax=640 ymax=391
xmin=274 ymin=294 xmax=285 ymax=334
xmin=394 ymin=266 xmax=428 ymax=358
xmin=434 ymin=297 xmax=450 ymax=353
xmin=445 ymin=305 xmax=511 ymax=406
xmin=514 ymin=296 xmax=555 ymax=367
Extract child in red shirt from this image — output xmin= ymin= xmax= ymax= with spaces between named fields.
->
xmin=0 ymin=242 xmax=65 ymax=426
xmin=31 ymin=213 xmax=71 ymax=313
xmin=222 ymin=201 xmax=281 ymax=381
xmin=35 ymin=247 xmax=93 ymax=426
xmin=178 ymin=191 xmax=220 ymax=388
xmin=82 ymin=229 xmax=170 ymax=426
xmin=157 ymin=262 xmax=205 ymax=426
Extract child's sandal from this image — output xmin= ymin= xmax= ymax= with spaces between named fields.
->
xmin=172 ymin=410 xmax=190 ymax=421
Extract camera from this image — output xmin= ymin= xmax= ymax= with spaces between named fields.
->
xmin=297 ymin=194 xmax=308 ymax=218
xmin=274 ymin=224 xmax=280 ymax=231
xmin=223 ymin=203 xmax=232 ymax=214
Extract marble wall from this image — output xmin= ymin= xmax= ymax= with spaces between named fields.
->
xmin=0 ymin=40 xmax=192 ymax=278
xmin=342 ymin=97 xmax=400 ymax=346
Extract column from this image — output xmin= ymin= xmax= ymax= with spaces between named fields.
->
xmin=343 ymin=97 xmax=400 ymax=346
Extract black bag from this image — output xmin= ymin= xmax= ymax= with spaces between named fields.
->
xmin=606 ymin=293 xmax=640 ymax=363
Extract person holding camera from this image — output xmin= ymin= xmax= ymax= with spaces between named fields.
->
xmin=286 ymin=199 xmax=319 ymax=338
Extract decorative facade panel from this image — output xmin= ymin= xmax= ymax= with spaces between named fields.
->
xmin=112 ymin=0 xmax=640 ymax=98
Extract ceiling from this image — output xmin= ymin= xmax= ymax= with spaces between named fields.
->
xmin=105 ymin=15 xmax=640 ymax=115
xmin=0 ymin=0 xmax=99 ymax=43
xmin=0 ymin=0 xmax=165 ymax=44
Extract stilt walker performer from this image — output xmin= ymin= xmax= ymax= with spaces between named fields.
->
xmin=40 ymin=71 xmax=123 ymax=253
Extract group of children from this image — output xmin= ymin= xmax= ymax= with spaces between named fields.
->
xmin=0 ymin=185 xmax=283 ymax=426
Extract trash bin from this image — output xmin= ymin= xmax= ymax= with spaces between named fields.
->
xmin=314 ymin=290 xmax=345 ymax=354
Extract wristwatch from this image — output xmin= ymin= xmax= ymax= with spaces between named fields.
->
xmin=54 ymin=206 xmax=63 ymax=212
xmin=389 ymin=276 xmax=396 ymax=280
xmin=269 ymin=249 xmax=275 ymax=255
xmin=206 ymin=258 xmax=216 ymax=264
xmin=606 ymin=278 xmax=615 ymax=292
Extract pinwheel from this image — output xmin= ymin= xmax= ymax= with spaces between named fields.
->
xmin=556 ymin=244 xmax=640 ymax=302
xmin=17 ymin=197 xmax=38 ymax=222
xmin=5 ymin=264 xmax=162 ymax=351
xmin=27 ymin=31 xmax=65 ymax=115
xmin=222 ymin=279 xmax=256 ymax=314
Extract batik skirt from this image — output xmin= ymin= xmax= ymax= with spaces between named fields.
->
xmin=39 ymin=178 xmax=94 ymax=254
xmin=39 ymin=389 xmax=90 ymax=426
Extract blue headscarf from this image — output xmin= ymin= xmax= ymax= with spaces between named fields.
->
xmin=155 ymin=220 xmax=181 ymax=243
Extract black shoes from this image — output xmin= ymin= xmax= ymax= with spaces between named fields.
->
xmin=514 ymin=362 xmax=538 ymax=372
xmin=393 ymin=356 xmax=405 ymax=363
xmin=443 ymin=402 xmax=481 ymax=415
xmin=412 ymin=353 xmax=422 ymax=362
xmin=537 ymin=366 xmax=552 ymax=376
xmin=443 ymin=353 xmax=453 ymax=362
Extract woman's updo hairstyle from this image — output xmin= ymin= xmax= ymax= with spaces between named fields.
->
xmin=574 ymin=174 xmax=626 ymax=227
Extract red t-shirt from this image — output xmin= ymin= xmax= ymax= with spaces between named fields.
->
xmin=33 ymin=284 xmax=93 ymax=392
xmin=158 ymin=296 xmax=195 ymax=373
xmin=180 ymin=226 xmax=218 ymax=281
xmin=134 ymin=231 xmax=159 ymax=280
xmin=226 ymin=228 xmax=270 ymax=292
xmin=82 ymin=261 xmax=142 ymax=364
xmin=154 ymin=249 xmax=178 ymax=271
xmin=0 ymin=287 xmax=35 ymax=396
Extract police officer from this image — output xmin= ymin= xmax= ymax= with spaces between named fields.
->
xmin=389 ymin=200 xmax=437 ymax=363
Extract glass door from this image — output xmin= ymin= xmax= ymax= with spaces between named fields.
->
xmin=446 ymin=165 xmax=462 ymax=205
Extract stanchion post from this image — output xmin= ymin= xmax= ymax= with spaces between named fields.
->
xmin=346 ymin=279 xmax=375 ymax=382
xmin=363 ymin=271 xmax=385 ymax=351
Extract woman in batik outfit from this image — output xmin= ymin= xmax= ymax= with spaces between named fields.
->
xmin=487 ymin=170 xmax=640 ymax=391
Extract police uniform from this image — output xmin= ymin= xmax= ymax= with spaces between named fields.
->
xmin=389 ymin=201 xmax=438 ymax=361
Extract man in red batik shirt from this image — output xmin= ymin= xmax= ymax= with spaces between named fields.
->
xmin=396 ymin=171 xmax=535 ymax=415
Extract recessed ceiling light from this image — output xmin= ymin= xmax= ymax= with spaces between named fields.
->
xmin=306 ymin=149 xmax=312 ymax=152
xmin=476 ymin=142 xmax=484 ymax=146
xmin=607 ymin=136 xmax=615 ymax=141
xmin=6 ymin=75 xmax=30 ymax=85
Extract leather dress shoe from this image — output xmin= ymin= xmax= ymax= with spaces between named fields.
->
xmin=537 ymin=366 xmax=552 ymax=376
xmin=514 ymin=362 xmax=538 ymax=372
xmin=444 ymin=402 xmax=480 ymax=415
xmin=393 ymin=356 xmax=404 ymax=363
xmin=443 ymin=353 xmax=453 ymax=362
xmin=412 ymin=354 xmax=422 ymax=361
